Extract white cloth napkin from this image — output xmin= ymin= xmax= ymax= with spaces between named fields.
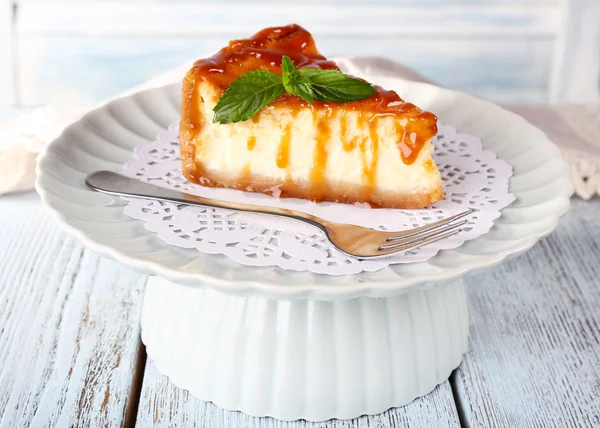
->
xmin=0 ymin=107 xmax=81 ymax=194
xmin=1 ymin=56 xmax=598 ymax=198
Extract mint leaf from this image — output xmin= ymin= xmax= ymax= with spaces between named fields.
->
xmin=281 ymin=56 xmax=314 ymax=104
xmin=213 ymin=70 xmax=285 ymax=124
xmin=213 ymin=59 xmax=378 ymax=124
xmin=300 ymin=68 xmax=377 ymax=103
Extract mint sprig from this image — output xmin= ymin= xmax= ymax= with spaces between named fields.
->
xmin=300 ymin=68 xmax=378 ymax=103
xmin=212 ymin=56 xmax=377 ymax=124
xmin=281 ymin=56 xmax=314 ymax=104
xmin=212 ymin=70 xmax=286 ymax=124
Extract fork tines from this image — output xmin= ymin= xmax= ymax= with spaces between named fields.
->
xmin=379 ymin=208 xmax=474 ymax=252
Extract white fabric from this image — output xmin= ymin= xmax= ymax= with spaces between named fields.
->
xmin=0 ymin=107 xmax=81 ymax=194
xmin=555 ymin=105 xmax=600 ymax=199
xmin=121 ymin=122 xmax=515 ymax=275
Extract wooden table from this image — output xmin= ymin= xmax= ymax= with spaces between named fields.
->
xmin=1 ymin=189 xmax=599 ymax=427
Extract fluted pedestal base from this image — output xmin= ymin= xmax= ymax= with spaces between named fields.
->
xmin=141 ymin=276 xmax=469 ymax=421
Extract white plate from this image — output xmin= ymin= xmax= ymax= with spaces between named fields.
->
xmin=35 ymin=77 xmax=572 ymax=300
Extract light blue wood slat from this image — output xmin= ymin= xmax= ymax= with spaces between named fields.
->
xmin=556 ymin=0 xmax=600 ymax=103
xmin=16 ymin=2 xmax=562 ymax=37
xmin=456 ymin=198 xmax=600 ymax=426
xmin=0 ymin=0 xmax=14 ymax=105
xmin=137 ymin=359 xmax=461 ymax=427
xmin=0 ymin=193 xmax=148 ymax=427
xmin=16 ymin=36 xmax=553 ymax=106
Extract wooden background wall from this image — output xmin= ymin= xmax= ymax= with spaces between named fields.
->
xmin=0 ymin=0 xmax=599 ymax=108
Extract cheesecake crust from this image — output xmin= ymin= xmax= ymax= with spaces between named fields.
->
xmin=182 ymin=167 xmax=444 ymax=209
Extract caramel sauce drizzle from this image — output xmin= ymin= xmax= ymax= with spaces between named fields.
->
xmin=182 ymin=24 xmax=438 ymax=199
xmin=310 ymin=110 xmax=332 ymax=201
xmin=236 ymin=164 xmax=252 ymax=190
xmin=247 ymin=135 xmax=256 ymax=151
xmin=394 ymin=122 xmax=411 ymax=160
xmin=276 ymin=123 xmax=293 ymax=183
xmin=187 ymin=70 xmax=203 ymax=133
xmin=340 ymin=114 xmax=356 ymax=152
xmin=366 ymin=117 xmax=380 ymax=187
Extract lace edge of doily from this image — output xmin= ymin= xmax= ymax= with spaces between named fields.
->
xmin=561 ymin=148 xmax=600 ymax=200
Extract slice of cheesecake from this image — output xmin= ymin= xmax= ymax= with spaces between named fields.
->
xmin=180 ymin=24 xmax=443 ymax=209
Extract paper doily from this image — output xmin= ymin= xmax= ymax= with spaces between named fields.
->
xmin=122 ymin=123 xmax=515 ymax=275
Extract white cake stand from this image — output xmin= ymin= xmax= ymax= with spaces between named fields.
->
xmin=36 ymin=78 xmax=572 ymax=421
xmin=141 ymin=275 xmax=468 ymax=421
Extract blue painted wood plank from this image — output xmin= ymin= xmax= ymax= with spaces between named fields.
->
xmin=456 ymin=198 xmax=600 ymax=426
xmin=16 ymin=2 xmax=562 ymax=37
xmin=0 ymin=0 xmax=14 ymax=105
xmin=137 ymin=360 xmax=461 ymax=427
xmin=16 ymin=36 xmax=552 ymax=105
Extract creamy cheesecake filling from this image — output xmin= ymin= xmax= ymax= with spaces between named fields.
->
xmin=192 ymin=82 xmax=439 ymax=199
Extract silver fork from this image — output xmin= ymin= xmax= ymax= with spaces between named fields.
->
xmin=85 ymin=171 xmax=473 ymax=259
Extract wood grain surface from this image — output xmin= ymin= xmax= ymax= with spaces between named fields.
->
xmin=457 ymin=198 xmax=600 ymax=427
xmin=136 ymin=359 xmax=461 ymax=428
xmin=0 ymin=192 xmax=148 ymax=427
xmin=1 ymin=192 xmax=599 ymax=427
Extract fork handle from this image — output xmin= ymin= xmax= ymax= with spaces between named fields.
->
xmin=85 ymin=171 xmax=329 ymax=231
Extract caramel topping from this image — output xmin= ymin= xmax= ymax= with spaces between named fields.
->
xmin=394 ymin=122 xmax=411 ymax=160
xmin=186 ymin=76 xmax=203 ymax=133
xmin=310 ymin=111 xmax=332 ymax=201
xmin=190 ymin=24 xmax=334 ymax=92
xmin=185 ymin=24 xmax=437 ymax=165
xmin=247 ymin=135 xmax=256 ymax=151
xmin=276 ymin=124 xmax=292 ymax=171
xmin=235 ymin=164 xmax=252 ymax=190
xmin=366 ymin=117 xmax=380 ymax=187
xmin=340 ymin=114 xmax=357 ymax=152
xmin=403 ymin=114 xmax=434 ymax=164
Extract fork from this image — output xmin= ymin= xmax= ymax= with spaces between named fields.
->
xmin=85 ymin=171 xmax=473 ymax=259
